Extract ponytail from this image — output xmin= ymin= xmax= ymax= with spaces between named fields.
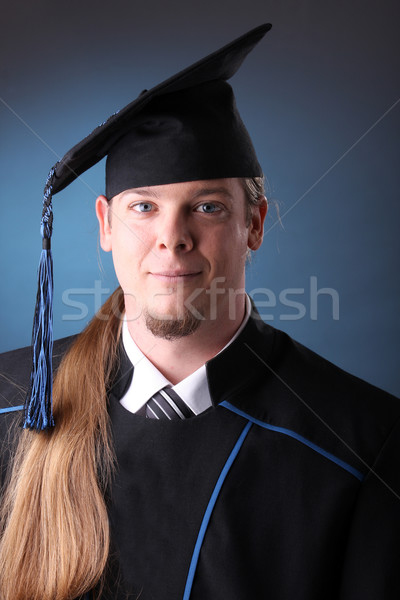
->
xmin=0 ymin=287 xmax=124 ymax=600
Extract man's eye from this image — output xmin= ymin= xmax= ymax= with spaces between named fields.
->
xmin=131 ymin=202 xmax=153 ymax=213
xmin=196 ymin=202 xmax=221 ymax=214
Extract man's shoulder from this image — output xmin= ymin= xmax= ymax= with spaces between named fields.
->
xmin=238 ymin=312 xmax=398 ymax=405
xmin=227 ymin=316 xmax=400 ymax=478
xmin=0 ymin=336 xmax=77 ymax=483
xmin=279 ymin=328 xmax=398 ymax=412
xmin=0 ymin=336 xmax=76 ymax=411
xmin=248 ymin=315 xmax=398 ymax=409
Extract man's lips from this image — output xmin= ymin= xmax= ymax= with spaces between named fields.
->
xmin=150 ymin=270 xmax=202 ymax=283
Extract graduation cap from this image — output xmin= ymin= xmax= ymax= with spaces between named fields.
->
xmin=24 ymin=23 xmax=272 ymax=430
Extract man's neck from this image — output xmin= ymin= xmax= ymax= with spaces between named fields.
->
xmin=125 ymin=297 xmax=247 ymax=385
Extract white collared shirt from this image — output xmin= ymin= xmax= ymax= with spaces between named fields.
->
xmin=120 ymin=295 xmax=251 ymax=415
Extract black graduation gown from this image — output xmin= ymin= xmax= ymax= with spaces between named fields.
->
xmin=1 ymin=312 xmax=399 ymax=599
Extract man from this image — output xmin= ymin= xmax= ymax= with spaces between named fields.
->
xmin=0 ymin=24 xmax=399 ymax=600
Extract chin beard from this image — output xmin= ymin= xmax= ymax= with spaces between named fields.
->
xmin=144 ymin=308 xmax=203 ymax=340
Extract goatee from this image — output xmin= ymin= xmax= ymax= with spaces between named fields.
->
xmin=144 ymin=308 xmax=203 ymax=340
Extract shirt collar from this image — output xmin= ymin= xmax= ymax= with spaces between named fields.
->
xmin=120 ymin=295 xmax=251 ymax=415
xmin=120 ymin=324 xmax=170 ymax=414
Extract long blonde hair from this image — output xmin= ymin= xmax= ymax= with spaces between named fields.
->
xmin=0 ymin=287 xmax=124 ymax=600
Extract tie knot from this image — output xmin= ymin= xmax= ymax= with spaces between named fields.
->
xmin=146 ymin=387 xmax=195 ymax=420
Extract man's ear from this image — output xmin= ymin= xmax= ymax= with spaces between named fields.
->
xmin=247 ymin=196 xmax=268 ymax=251
xmin=95 ymin=195 xmax=112 ymax=252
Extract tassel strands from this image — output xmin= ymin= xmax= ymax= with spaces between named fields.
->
xmin=24 ymin=166 xmax=58 ymax=431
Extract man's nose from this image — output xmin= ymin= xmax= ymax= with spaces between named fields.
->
xmin=156 ymin=211 xmax=194 ymax=252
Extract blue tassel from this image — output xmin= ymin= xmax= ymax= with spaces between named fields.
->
xmin=24 ymin=168 xmax=56 ymax=431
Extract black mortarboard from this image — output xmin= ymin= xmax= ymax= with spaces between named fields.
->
xmin=24 ymin=23 xmax=272 ymax=430
xmin=53 ymin=22 xmax=271 ymax=197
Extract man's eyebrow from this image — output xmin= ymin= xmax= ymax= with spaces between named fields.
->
xmin=192 ymin=187 xmax=233 ymax=200
xmin=124 ymin=186 xmax=233 ymax=200
xmin=127 ymin=188 xmax=160 ymax=198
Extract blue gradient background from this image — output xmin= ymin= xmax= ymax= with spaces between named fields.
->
xmin=1 ymin=1 xmax=399 ymax=396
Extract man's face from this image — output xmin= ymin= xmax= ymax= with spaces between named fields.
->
xmin=96 ymin=178 xmax=266 ymax=336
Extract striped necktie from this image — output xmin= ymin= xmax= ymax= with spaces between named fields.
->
xmin=145 ymin=387 xmax=195 ymax=420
